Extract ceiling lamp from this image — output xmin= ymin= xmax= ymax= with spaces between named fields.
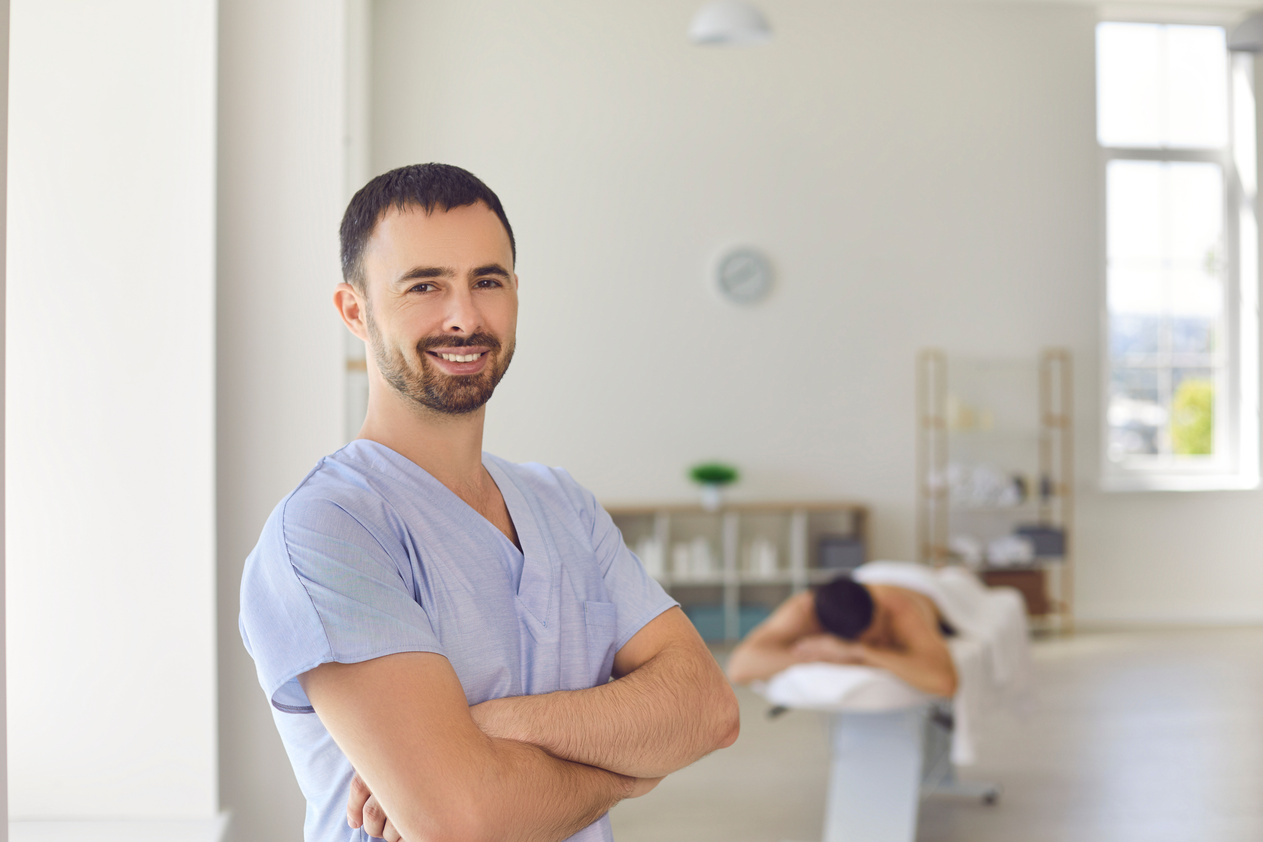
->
xmin=688 ymin=1 xmax=772 ymax=46
xmin=1228 ymin=11 xmax=1263 ymax=52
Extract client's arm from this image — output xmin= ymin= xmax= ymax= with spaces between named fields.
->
xmin=791 ymin=593 xmax=957 ymax=697
xmin=726 ymin=591 xmax=825 ymax=684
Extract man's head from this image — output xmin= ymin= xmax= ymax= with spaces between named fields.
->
xmin=814 ymin=575 xmax=875 ymax=640
xmin=335 ymin=164 xmax=518 ymax=417
xmin=339 ymin=163 xmax=516 ymax=293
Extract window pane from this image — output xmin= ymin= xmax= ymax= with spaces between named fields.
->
xmin=1169 ymin=265 xmax=1222 ymax=356
xmin=1106 ymin=160 xmax=1224 ymax=335
xmin=1167 ymin=162 xmax=1223 ymax=262
xmin=1108 ymin=368 xmax=1164 ymax=459
xmin=1108 ymin=266 xmax=1164 ymax=352
xmin=1097 ymin=23 xmax=1228 ymax=149
xmin=1107 ymin=160 xmax=1162 ymax=259
xmin=1098 ymin=23 xmax=1162 ymax=147
xmin=1166 ymin=26 xmax=1228 ymax=148
xmin=1171 ymin=369 xmax=1215 ymax=455
xmin=1110 ymin=309 xmax=1163 ymax=359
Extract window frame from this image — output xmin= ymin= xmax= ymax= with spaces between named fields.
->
xmin=1097 ymin=22 xmax=1261 ymax=492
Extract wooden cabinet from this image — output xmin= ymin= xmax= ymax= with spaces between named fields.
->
xmin=917 ymin=349 xmax=1074 ymax=632
xmin=606 ymin=502 xmax=869 ymax=642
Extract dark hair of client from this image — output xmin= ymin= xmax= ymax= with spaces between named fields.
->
xmin=814 ymin=575 xmax=875 ymax=640
xmin=339 ymin=162 xmax=516 ymax=291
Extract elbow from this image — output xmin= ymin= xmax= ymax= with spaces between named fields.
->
xmin=392 ymin=785 xmax=504 ymax=842
xmin=399 ymin=799 xmax=495 ymax=842
xmin=936 ymin=667 xmax=959 ymax=699
xmin=712 ymin=682 xmax=741 ymax=750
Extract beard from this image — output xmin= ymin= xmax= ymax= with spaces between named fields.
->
xmin=367 ymin=311 xmax=515 ymax=416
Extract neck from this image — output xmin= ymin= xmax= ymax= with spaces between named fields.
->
xmin=358 ymin=378 xmax=489 ymax=493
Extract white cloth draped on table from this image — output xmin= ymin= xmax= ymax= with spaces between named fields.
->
xmin=756 ymin=560 xmax=1032 ymax=764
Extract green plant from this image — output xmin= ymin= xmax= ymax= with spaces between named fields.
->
xmin=689 ymin=462 xmax=739 ymax=486
xmin=1171 ymin=379 xmax=1214 ymax=456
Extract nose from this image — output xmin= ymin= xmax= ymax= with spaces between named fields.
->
xmin=443 ymin=286 xmax=482 ymax=334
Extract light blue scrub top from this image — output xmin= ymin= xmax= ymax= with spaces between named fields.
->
xmin=239 ymin=440 xmax=676 ymax=842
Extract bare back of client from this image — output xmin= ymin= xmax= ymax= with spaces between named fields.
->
xmin=727 ymin=576 xmax=959 ymax=698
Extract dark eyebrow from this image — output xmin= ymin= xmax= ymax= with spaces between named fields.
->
xmin=395 ymin=264 xmax=510 ymax=287
xmin=395 ymin=266 xmax=453 ymax=287
xmin=472 ymin=264 xmax=511 ymax=279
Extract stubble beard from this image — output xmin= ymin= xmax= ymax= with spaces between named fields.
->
xmin=366 ymin=307 xmax=515 ymax=416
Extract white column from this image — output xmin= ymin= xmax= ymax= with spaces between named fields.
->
xmin=7 ymin=0 xmax=218 ymax=832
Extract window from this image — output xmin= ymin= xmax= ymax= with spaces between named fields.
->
xmin=1097 ymin=21 xmax=1260 ymax=490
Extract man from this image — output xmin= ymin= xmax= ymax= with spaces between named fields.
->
xmin=240 ymin=163 xmax=739 ymax=842
xmin=726 ymin=573 xmax=958 ymax=698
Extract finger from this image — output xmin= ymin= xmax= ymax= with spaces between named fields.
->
xmin=347 ymin=773 xmax=372 ymax=828
xmin=383 ymin=817 xmax=404 ymax=842
xmin=362 ymin=795 xmax=388 ymax=839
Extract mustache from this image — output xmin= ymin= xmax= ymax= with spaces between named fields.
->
xmin=417 ymin=332 xmax=502 ymax=353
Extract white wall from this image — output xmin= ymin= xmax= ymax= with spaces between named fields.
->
xmin=216 ymin=1 xmax=349 ymax=840
xmin=6 ymin=0 xmax=217 ymax=822
xmin=369 ymin=0 xmax=1263 ymax=624
xmin=1 ymin=0 xmax=10 ymax=835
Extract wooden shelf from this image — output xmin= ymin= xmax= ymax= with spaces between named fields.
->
xmin=606 ymin=501 xmax=869 ymax=642
xmin=916 ymin=349 xmax=1074 ymax=632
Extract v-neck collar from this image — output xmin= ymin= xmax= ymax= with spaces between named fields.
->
xmin=345 ymin=441 xmax=555 ymax=628
xmin=483 ymin=456 xmax=555 ymax=628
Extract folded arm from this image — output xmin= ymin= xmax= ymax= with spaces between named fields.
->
xmin=301 ymin=652 xmax=636 ymax=842
xmin=788 ymin=594 xmax=958 ymax=698
xmin=469 ymin=606 xmax=740 ymax=778
xmin=851 ymin=601 xmax=958 ymax=697
xmin=726 ymin=591 xmax=824 ymax=684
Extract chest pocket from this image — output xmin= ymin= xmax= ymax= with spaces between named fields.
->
xmin=555 ymin=598 xmax=619 ymax=691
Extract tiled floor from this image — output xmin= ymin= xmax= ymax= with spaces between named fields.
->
xmin=609 ymin=627 xmax=1263 ymax=842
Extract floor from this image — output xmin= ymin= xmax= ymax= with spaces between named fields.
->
xmin=609 ymin=627 xmax=1263 ymax=842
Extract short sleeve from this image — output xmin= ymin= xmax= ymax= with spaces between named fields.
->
xmin=578 ymin=484 xmax=678 ymax=651
xmin=239 ymin=492 xmax=444 ymax=714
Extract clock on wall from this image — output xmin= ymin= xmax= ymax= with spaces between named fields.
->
xmin=715 ymin=247 xmax=774 ymax=304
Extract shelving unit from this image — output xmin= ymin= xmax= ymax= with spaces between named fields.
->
xmin=606 ymin=502 xmax=869 ymax=642
xmin=917 ymin=349 xmax=1074 ymax=632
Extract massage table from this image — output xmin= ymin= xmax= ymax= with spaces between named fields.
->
xmin=754 ymin=561 xmax=1030 ymax=842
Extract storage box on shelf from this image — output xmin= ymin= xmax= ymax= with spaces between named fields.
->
xmin=917 ymin=348 xmax=1074 ymax=632
xmin=605 ymin=502 xmax=869 ymax=642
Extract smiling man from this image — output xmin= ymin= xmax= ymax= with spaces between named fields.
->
xmin=239 ymin=164 xmax=739 ymax=842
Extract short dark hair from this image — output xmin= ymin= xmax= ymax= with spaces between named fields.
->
xmin=338 ymin=163 xmax=516 ymax=290
xmin=814 ymin=575 xmax=875 ymax=640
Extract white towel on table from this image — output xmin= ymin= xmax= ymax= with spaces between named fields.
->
xmin=758 ymin=561 xmax=1031 ymax=765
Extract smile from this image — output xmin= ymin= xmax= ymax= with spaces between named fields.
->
xmin=433 ymin=351 xmax=484 ymax=363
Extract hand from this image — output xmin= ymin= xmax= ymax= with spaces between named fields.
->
xmin=791 ymin=634 xmax=865 ymax=665
xmin=347 ymin=772 xmax=406 ymax=842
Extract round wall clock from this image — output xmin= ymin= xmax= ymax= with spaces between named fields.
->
xmin=715 ymin=247 xmax=773 ymax=304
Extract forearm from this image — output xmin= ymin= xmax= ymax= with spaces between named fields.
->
xmin=372 ymin=731 xmax=633 ymax=842
xmin=854 ymin=645 xmax=958 ymax=697
xmin=466 ymin=735 xmax=632 ymax=841
xmin=473 ymin=643 xmax=738 ymax=778
xmin=726 ymin=642 xmax=811 ymax=685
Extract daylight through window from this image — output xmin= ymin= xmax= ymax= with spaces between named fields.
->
xmin=1097 ymin=21 xmax=1260 ymax=489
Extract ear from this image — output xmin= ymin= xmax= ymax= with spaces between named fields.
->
xmin=334 ymin=282 xmax=369 ymax=342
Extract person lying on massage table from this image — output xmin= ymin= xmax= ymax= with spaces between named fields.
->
xmin=726 ymin=574 xmax=958 ymax=697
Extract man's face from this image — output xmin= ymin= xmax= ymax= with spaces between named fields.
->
xmin=360 ymin=202 xmax=518 ymax=415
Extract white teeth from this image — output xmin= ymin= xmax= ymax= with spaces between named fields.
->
xmin=438 ymin=352 xmax=480 ymax=362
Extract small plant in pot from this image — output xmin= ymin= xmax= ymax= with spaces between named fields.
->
xmin=689 ymin=462 xmax=739 ymax=511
